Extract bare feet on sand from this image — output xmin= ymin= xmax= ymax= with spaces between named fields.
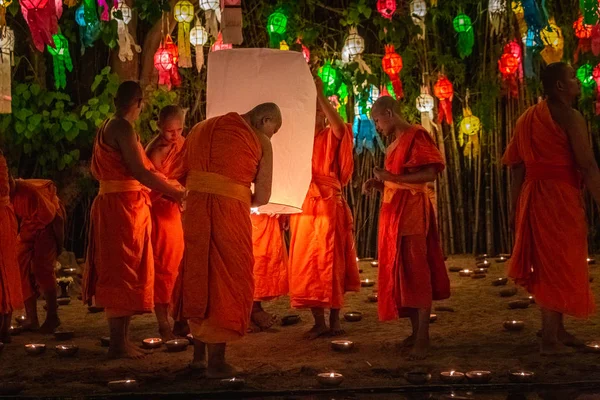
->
xmin=107 ymin=344 xmax=147 ymax=360
xmin=407 ymin=338 xmax=429 ymax=360
xmin=328 ymin=319 xmax=345 ymax=337
xmin=540 ymin=341 xmax=576 ymax=356
xmin=303 ymin=324 xmax=329 ymax=340
xmin=206 ymin=362 xmax=240 ymax=379
xmin=558 ymin=329 xmax=585 ymax=347
xmin=251 ymin=310 xmax=277 ymax=331
xmin=401 ymin=334 xmax=416 ymax=348
xmin=39 ymin=316 xmax=60 ymax=334
xmin=159 ymin=329 xmax=178 ymax=342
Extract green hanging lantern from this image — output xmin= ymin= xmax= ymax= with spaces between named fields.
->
xmin=386 ymin=79 xmax=397 ymax=99
xmin=318 ymin=61 xmax=342 ymax=97
xmin=576 ymin=63 xmax=595 ymax=90
xmin=580 ymin=0 xmax=599 ymax=25
xmin=336 ymin=82 xmax=348 ymax=122
xmin=47 ymin=34 xmax=73 ymax=90
xmin=453 ymin=13 xmax=475 ymax=59
xmin=267 ymin=8 xmax=287 ymax=48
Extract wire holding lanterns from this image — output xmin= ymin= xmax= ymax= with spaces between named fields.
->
xmin=433 ymin=75 xmax=453 ymax=125
xmin=453 ymin=13 xmax=474 ymax=59
xmin=0 ymin=26 xmax=13 ymax=113
xmin=382 ymin=44 xmax=403 ymax=99
xmin=343 ymin=28 xmax=371 ymax=74
xmin=174 ymin=0 xmax=194 ymax=68
xmin=410 ymin=0 xmax=427 ymax=39
xmin=47 ymin=33 xmax=73 ymax=90
xmin=199 ymin=0 xmax=221 ymax=39
xmin=376 ymin=0 xmax=396 ymax=20
xmin=190 ymin=18 xmax=209 ymax=72
xmin=112 ymin=0 xmax=140 ymax=62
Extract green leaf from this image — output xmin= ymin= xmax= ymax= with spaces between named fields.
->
xmin=88 ymin=98 xmax=99 ymax=106
xmin=99 ymin=104 xmax=110 ymax=114
xmin=29 ymin=114 xmax=42 ymax=127
xmin=70 ymin=149 xmax=80 ymax=160
xmin=30 ymin=84 xmax=41 ymax=96
xmin=61 ymin=120 xmax=73 ymax=132
xmin=15 ymin=84 xmax=28 ymax=95
xmin=15 ymin=122 xmax=25 ymax=134
xmin=363 ymin=7 xmax=372 ymax=18
xmin=77 ymin=121 xmax=88 ymax=130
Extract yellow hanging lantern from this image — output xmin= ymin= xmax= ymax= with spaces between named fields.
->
xmin=511 ymin=1 xmax=527 ymax=38
xmin=174 ymin=0 xmax=194 ymax=68
xmin=279 ymin=40 xmax=289 ymax=50
xmin=540 ymin=18 xmax=564 ymax=64
xmin=459 ymin=106 xmax=481 ymax=158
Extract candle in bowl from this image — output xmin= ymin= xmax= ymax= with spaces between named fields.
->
xmin=439 ymin=370 xmax=465 ymax=384
xmin=361 ymin=279 xmax=375 ymax=287
xmin=57 ymin=297 xmax=71 ymax=306
xmin=404 ymin=371 xmax=431 ymax=385
xmin=508 ymin=299 xmax=530 ymax=309
xmin=343 ymin=311 xmax=362 ymax=322
xmin=99 ymin=336 xmax=110 ymax=347
xmin=55 ymin=344 xmax=79 ymax=357
xmin=459 ymin=269 xmax=472 ymax=277
xmin=472 ymin=268 xmax=487 ymax=275
xmin=508 ymin=370 xmax=535 ymax=383
xmin=503 ymin=320 xmax=525 ymax=332
xmin=448 ymin=266 xmax=463 ymax=272
xmin=9 ymin=325 xmax=22 ymax=336
xmin=476 ymin=260 xmax=490 ymax=268
xmin=165 ymin=339 xmax=189 ymax=352
xmin=527 ymin=295 xmax=535 ymax=304
xmin=14 ymin=315 xmax=27 ymax=326
xmin=371 ymin=260 xmax=379 ymax=268
xmin=476 ymin=254 xmax=490 ymax=261
xmin=429 ymin=314 xmax=438 ymax=323
xmin=54 ymin=331 xmax=74 ymax=341
xmin=367 ymin=293 xmax=378 ymax=303
xmin=108 ymin=379 xmax=139 ymax=393
xmin=60 ymin=267 xmax=78 ymax=276
xmin=496 ymin=256 xmax=508 ymax=263
xmin=24 ymin=344 xmax=46 ymax=356
xmin=465 ymin=370 xmax=492 ymax=384
xmin=317 ymin=372 xmax=344 ymax=387
xmin=331 ymin=340 xmax=354 ymax=352
xmin=588 ymin=257 xmax=596 ymax=265
xmin=142 ymin=338 xmax=163 ymax=349
xmin=492 ymin=277 xmax=508 ymax=287
xmin=584 ymin=341 xmax=600 ymax=353
xmin=220 ymin=377 xmax=245 ymax=390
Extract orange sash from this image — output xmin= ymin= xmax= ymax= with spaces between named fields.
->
xmin=186 ymin=171 xmax=251 ymax=206
xmin=99 ymin=180 xmax=144 ymax=195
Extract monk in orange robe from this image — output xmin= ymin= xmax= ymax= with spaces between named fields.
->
xmin=365 ymin=96 xmax=449 ymax=360
xmin=503 ymin=62 xmax=599 ymax=355
xmin=250 ymin=213 xmax=289 ymax=331
xmin=82 ymin=81 xmax=184 ymax=359
xmin=145 ymin=105 xmax=186 ymax=341
xmin=0 ymin=151 xmax=23 ymax=343
xmin=289 ymin=77 xmax=361 ymax=340
xmin=171 ymin=103 xmax=281 ymax=378
xmin=10 ymin=178 xmax=65 ymax=333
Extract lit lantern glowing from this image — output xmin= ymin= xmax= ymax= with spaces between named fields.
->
xmin=210 ymin=31 xmax=232 ymax=52
xmin=433 ymin=75 xmax=453 ymax=124
xmin=75 ymin=4 xmax=100 ymax=53
xmin=382 ymin=44 xmax=403 ymax=99
xmin=174 ymin=0 xmax=194 ymax=68
xmin=190 ymin=18 xmax=209 ymax=71
xmin=416 ymin=92 xmax=434 ymax=117
xmin=410 ymin=0 xmax=427 ymax=37
xmin=317 ymin=61 xmax=342 ymax=97
xmin=581 ymin=0 xmax=599 ymax=25
xmin=343 ymin=28 xmax=370 ymax=74
xmin=453 ymin=13 xmax=474 ymax=59
xmin=97 ymin=0 xmax=111 ymax=21
xmin=459 ymin=106 xmax=481 ymax=158
xmin=488 ymin=0 xmax=506 ymax=36
xmin=574 ymin=15 xmax=593 ymax=62
xmin=112 ymin=1 xmax=140 ymax=62
xmin=498 ymin=50 xmax=519 ymax=98
xmin=199 ymin=0 xmax=221 ymax=38
xmin=377 ymin=0 xmax=396 ymax=20
xmin=354 ymin=85 xmax=384 ymax=155
xmin=154 ymin=35 xmax=181 ymax=90
xmin=267 ymin=8 xmax=287 ymax=48
xmin=576 ymin=63 xmax=595 ymax=90
xmin=279 ymin=40 xmax=289 ymax=50
xmin=47 ymin=33 xmax=73 ymax=90
xmin=0 ymin=26 xmax=14 ymax=113
xmin=20 ymin=0 xmax=60 ymax=52
xmin=540 ymin=19 xmax=563 ymax=64
xmin=297 ymin=39 xmax=310 ymax=63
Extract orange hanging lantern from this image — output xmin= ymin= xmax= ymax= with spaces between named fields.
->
xmin=154 ymin=35 xmax=181 ymax=90
xmin=574 ymin=15 xmax=593 ymax=62
xmin=381 ymin=44 xmax=403 ymax=99
xmin=433 ymin=75 xmax=453 ymax=124
xmin=498 ymin=51 xmax=519 ymax=98
xmin=377 ymin=0 xmax=396 ymax=19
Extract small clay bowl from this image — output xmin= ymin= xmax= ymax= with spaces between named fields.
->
xmin=9 ymin=325 xmax=22 ymax=336
xmin=588 ymin=258 xmax=596 ymax=265
xmin=367 ymin=293 xmax=378 ymax=303
xmin=466 ymin=370 xmax=492 ymax=384
xmin=24 ymin=344 xmax=46 ymax=355
xmin=471 ymin=274 xmax=486 ymax=280
xmin=496 ymin=256 xmax=508 ymax=263
xmin=472 ymin=268 xmax=487 ymax=275
xmin=281 ymin=314 xmax=301 ymax=326
xmin=492 ymin=278 xmax=508 ymax=287
xmin=142 ymin=338 xmax=163 ymax=349
xmin=88 ymin=306 xmax=104 ymax=313
xmin=99 ymin=336 xmax=110 ymax=347
xmin=440 ymin=371 xmax=465 ymax=384
xmin=317 ymin=372 xmax=344 ymax=387
xmin=220 ymin=377 xmax=245 ymax=390
xmin=499 ymin=253 xmax=511 ymax=258
xmin=476 ymin=254 xmax=490 ymax=261
xmin=499 ymin=287 xmax=518 ymax=297
xmin=55 ymin=344 xmax=79 ymax=357
xmin=54 ymin=331 xmax=74 ymax=341
xmin=57 ymin=297 xmax=71 ymax=306
xmin=508 ymin=300 xmax=530 ymax=309
xmin=448 ymin=266 xmax=463 ymax=272
xmin=459 ymin=269 xmax=472 ymax=277
xmin=186 ymin=334 xmax=194 ymax=345
xmin=60 ymin=268 xmax=78 ymax=276
xmin=361 ymin=279 xmax=375 ymax=287
xmin=508 ymin=370 xmax=535 ymax=383
xmin=343 ymin=311 xmax=362 ymax=322
xmin=527 ymin=296 xmax=535 ymax=304
xmin=330 ymin=340 xmax=354 ymax=352
xmin=476 ymin=260 xmax=490 ymax=268
xmin=0 ymin=382 xmax=25 ymax=396
xmin=429 ymin=314 xmax=438 ymax=323
xmin=370 ymin=261 xmax=379 ymax=268
xmin=405 ymin=371 xmax=432 ymax=385
xmin=503 ymin=320 xmax=525 ymax=332
xmin=14 ymin=315 xmax=27 ymax=326
xmin=584 ymin=341 xmax=600 ymax=353
xmin=108 ymin=379 xmax=139 ymax=393
xmin=165 ymin=339 xmax=188 ymax=352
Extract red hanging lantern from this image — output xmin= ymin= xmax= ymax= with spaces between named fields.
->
xmin=382 ymin=44 xmax=403 ymax=99
xmin=574 ymin=16 xmax=593 ymax=62
xmin=433 ymin=75 xmax=453 ymax=124
xmin=20 ymin=0 xmax=59 ymax=52
xmin=154 ymin=35 xmax=181 ymax=90
xmin=498 ymin=51 xmax=519 ymax=98
xmin=296 ymin=39 xmax=310 ymax=63
xmin=377 ymin=0 xmax=396 ymax=20
xmin=503 ymin=40 xmax=523 ymax=80
xmin=593 ymin=64 xmax=600 ymax=115
xmin=211 ymin=31 xmax=233 ymax=52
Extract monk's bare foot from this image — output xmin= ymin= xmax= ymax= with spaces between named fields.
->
xmin=39 ymin=316 xmax=60 ymax=334
xmin=247 ymin=321 xmax=261 ymax=334
xmin=206 ymin=362 xmax=240 ymax=379
xmin=540 ymin=341 xmax=576 ymax=356
xmin=159 ymin=329 xmax=178 ymax=342
xmin=328 ymin=319 xmax=345 ymax=337
xmin=108 ymin=345 xmax=146 ymax=360
xmin=558 ymin=330 xmax=585 ymax=347
xmin=251 ymin=310 xmax=277 ymax=331
xmin=407 ymin=339 xmax=429 ymax=360
xmin=190 ymin=361 xmax=208 ymax=371
xmin=303 ymin=324 xmax=329 ymax=340
xmin=21 ymin=321 xmax=40 ymax=332
xmin=401 ymin=334 xmax=416 ymax=348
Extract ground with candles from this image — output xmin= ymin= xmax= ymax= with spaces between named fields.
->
xmin=2 ymin=255 xmax=600 ymax=397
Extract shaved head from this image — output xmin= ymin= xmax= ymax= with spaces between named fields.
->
xmin=542 ymin=62 xmax=581 ymax=100
xmin=371 ymin=96 xmax=403 ymax=137
xmin=245 ymin=102 xmax=282 ymax=138
xmin=372 ymin=96 xmax=401 ymax=117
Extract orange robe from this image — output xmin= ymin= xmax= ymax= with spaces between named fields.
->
xmin=378 ymin=126 xmax=449 ymax=321
xmin=0 ymin=154 xmax=22 ymax=313
xmin=13 ymin=179 xmax=65 ymax=301
xmin=82 ymin=120 xmax=156 ymax=317
xmin=251 ymin=214 xmax=288 ymax=301
xmin=502 ymin=101 xmax=595 ymax=318
xmin=146 ymin=137 xmax=185 ymax=305
xmin=171 ymin=112 xmax=261 ymax=343
xmin=289 ymin=125 xmax=360 ymax=309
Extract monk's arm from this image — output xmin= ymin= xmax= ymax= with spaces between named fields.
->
xmin=253 ymin=134 xmax=274 ymax=207
xmin=377 ymin=165 xmax=438 ymax=184
xmin=565 ymin=110 xmax=600 ymax=206
xmin=114 ymin=122 xmax=183 ymax=201
xmin=317 ymin=85 xmax=345 ymax=140
xmin=509 ymin=163 xmax=525 ymax=227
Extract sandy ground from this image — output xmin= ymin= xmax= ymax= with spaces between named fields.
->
xmin=2 ymin=255 xmax=600 ymax=399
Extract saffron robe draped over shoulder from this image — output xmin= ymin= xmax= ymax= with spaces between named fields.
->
xmin=0 ymin=153 xmax=22 ymax=313
xmin=378 ymin=126 xmax=449 ymax=321
xmin=502 ymin=101 xmax=595 ymax=318
xmin=13 ymin=179 xmax=65 ymax=300
xmin=171 ymin=112 xmax=262 ymax=343
xmin=147 ymin=136 xmax=185 ymax=305
xmin=251 ymin=214 xmax=288 ymax=301
xmin=289 ymin=124 xmax=360 ymax=309
xmin=82 ymin=119 xmax=155 ymax=316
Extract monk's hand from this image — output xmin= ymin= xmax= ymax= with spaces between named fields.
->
xmin=362 ymin=178 xmax=381 ymax=195
xmin=373 ymin=167 xmax=394 ymax=182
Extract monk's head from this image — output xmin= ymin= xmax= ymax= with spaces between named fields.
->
xmin=158 ymin=105 xmax=185 ymax=143
xmin=542 ymin=62 xmax=581 ymax=101
xmin=371 ymin=96 xmax=402 ymax=137
xmin=114 ymin=81 xmax=143 ymax=120
xmin=245 ymin=103 xmax=282 ymax=139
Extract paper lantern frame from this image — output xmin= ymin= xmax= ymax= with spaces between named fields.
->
xmin=190 ymin=24 xmax=209 ymax=46
xmin=377 ymin=0 xmax=396 ymax=19
xmin=461 ymin=115 xmax=481 ymax=136
xmin=382 ymin=45 xmax=402 ymax=75
xmin=453 ymin=13 xmax=472 ymax=33
xmin=113 ymin=1 xmax=132 ymax=24
xmin=574 ymin=16 xmax=593 ymax=39
xmin=488 ymin=0 xmax=506 ymax=14
xmin=267 ymin=9 xmax=287 ymax=35
xmin=318 ymin=61 xmax=342 ymax=97
xmin=174 ymin=0 xmax=194 ymax=23
xmin=577 ymin=63 xmax=595 ymax=89
xmin=410 ymin=0 xmax=427 ymax=18
xmin=498 ymin=53 xmax=519 ymax=75
xmin=198 ymin=0 xmax=219 ymax=11
xmin=344 ymin=29 xmax=364 ymax=57
xmin=416 ymin=93 xmax=434 ymax=113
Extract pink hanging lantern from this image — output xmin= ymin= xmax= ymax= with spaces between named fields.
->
xmin=211 ymin=31 xmax=232 ymax=52
xmin=377 ymin=0 xmax=396 ymax=19
xmin=504 ymin=39 xmax=523 ymax=80
xmin=296 ymin=39 xmax=310 ymax=63
xmin=154 ymin=35 xmax=181 ymax=89
xmin=20 ymin=0 xmax=59 ymax=52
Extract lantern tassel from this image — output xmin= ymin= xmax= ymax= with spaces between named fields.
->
xmin=178 ymin=21 xmax=192 ymax=68
xmin=391 ymin=77 xmax=403 ymax=100
xmin=194 ymin=44 xmax=204 ymax=72
xmin=457 ymin=30 xmax=474 ymax=59
xmin=353 ymin=55 xmax=372 ymax=75
xmin=0 ymin=48 xmax=11 ymax=114
xmin=21 ymin=2 xmax=59 ymax=52
xmin=205 ymin=10 xmax=219 ymax=38
xmin=438 ymin=99 xmax=453 ymax=124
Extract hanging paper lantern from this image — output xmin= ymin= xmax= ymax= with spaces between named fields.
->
xmin=0 ymin=0 xmax=11 ymax=28
xmin=76 ymin=5 xmax=100 ymax=54
xmin=210 ymin=31 xmax=232 ymax=52
xmin=267 ymin=8 xmax=287 ymax=49
xmin=433 ymin=75 xmax=453 ymax=124
xmin=296 ymin=39 xmax=310 ymax=63
xmin=174 ymin=0 xmax=194 ymax=68
xmin=199 ymin=0 xmax=221 ymax=39
xmin=317 ymin=61 xmax=342 ymax=97
xmin=377 ymin=0 xmax=396 ymax=20
xmin=382 ymin=44 xmax=403 ymax=99
xmin=488 ymin=0 xmax=506 ymax=36
xmin=503 ymin=39 xmax=523 ymax=80
xmin=459 ymin=106 xmax=481 ymax=158
xmin=410 ymin=0 xmax=427 ymax=38
xmin=416 ymin=93 xmax=434 ymax=116
xmin=0 ymin=26 xmax=13 ymax=113
xmin=20 ymin=0 xmax=60 ymax=52
xmin=453 ymin=13 xmax=474 ymax=59
xmin=576 ymin=63 xmax=595 ymax=90
xmin=336 ymin=82 xmax=349 ymax=122
xmin=154 ymin=35 xmax=181 ymax=90
xmin=521 ymin=28 xmax=541 ymax=79
xmin=593 ymin=64 xmax=600 ymax=115
xmin=47 ymin=33 xmax=73 ymax=90
xmin=540 ymin=19 xmax=564 ymax=64
xmin=574 ymin=15 xmax=593 ymax=62
xmin=190 ymin=19 xmax=209 ymax=71
xmin=220 ymin=0 xmax=242 ymax=45
xmin=343 ymin=28 xmax=371 ymax=74
xmin=353 ymin=85 xmax=384 ymax=155
xmin=591 ymin=25 xmax=600 ymax=56
xmin=498 ymin=51 xmax=519 ymax=98
xmin=279 ymin=40 xmax=289 ymax=50
xmin=97 ymin=0 xmax=110 ymax=21
xmin=580 ymin=0 xmax=599 ymax=25
xmin=520 ymin=0 xmax=547 ymax=37
xmin=112 ymin=1 xmax=141 ymax=62
xmin=64 ymin=0 xmax=78 ymax=7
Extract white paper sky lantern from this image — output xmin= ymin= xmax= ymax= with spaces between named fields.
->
xmin=207 ymin=48 xmax=316 ymax=214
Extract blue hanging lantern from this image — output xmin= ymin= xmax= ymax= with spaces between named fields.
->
xmin=353 ymin=85 xmax=385 ymax=155
xmin=76 ymin=4 xmax=100 ymax=53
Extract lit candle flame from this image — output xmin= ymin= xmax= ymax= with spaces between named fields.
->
xmin=450 ymin=370 xmax=455 ymax=376
xmin=329 ymin=372 xmax=335 ymax=378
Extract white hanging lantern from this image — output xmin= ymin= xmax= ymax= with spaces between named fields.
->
xmin=0 ymin=26 xmax=13 ymax=114
xmin=199 ymin=0 xmax=221 ymax=38
xmin=190 ymin=19 xmax=209 ymax=72
xmin=342 ymin=27 xmax=371 ymax=74
xmin=410 ymin=0 xmax=427 ymax=38
xmin=488 ymin=0 xmax=506 ymax=36
xmin=112 ymin=1 xmax=141 ymax=62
